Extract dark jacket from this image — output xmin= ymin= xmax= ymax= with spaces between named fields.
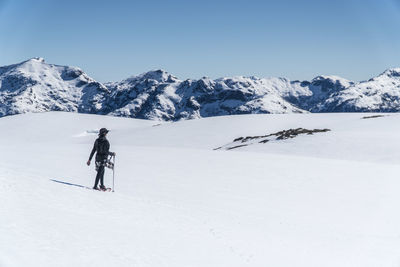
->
xmin=89 ymin=136 xmax=113 ymax=162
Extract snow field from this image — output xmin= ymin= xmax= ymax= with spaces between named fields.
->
xmin=1 ymin=112 xmax=400 ymax=266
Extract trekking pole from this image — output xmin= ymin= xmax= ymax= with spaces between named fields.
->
xmin=112 ymin=155 xmax=115 ymax=192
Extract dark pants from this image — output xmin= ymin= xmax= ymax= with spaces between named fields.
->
xmin=94 ymin=161 xmax=106 ymax=188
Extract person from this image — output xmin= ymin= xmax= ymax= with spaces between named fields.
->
xmin=87 ymin=128 xmax=115 ymax=190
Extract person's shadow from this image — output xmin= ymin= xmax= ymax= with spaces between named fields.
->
xmin=50 ymin=179 xmax=91 ymax=189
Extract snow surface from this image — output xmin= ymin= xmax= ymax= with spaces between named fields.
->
xmin=1 ymin=112 xmax=400 ymax=266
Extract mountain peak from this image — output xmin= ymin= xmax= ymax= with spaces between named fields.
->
xmin=309 ymin=75 xmax=352 ymax=92
xmin=379 ymin=68 xmax=400 ymax=78
xmin=16 ymin=57 xmax=47 ymax=73
xmin=129 ymin=69 xmax=178 ymax=83
xmin=25 ymin=57 xmax=46 ymax=63
xmin=311 ymin=75 xmax=350 ymax=82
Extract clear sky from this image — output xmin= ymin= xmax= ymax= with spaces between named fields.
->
xmin=0 ymin=0 xmax=400 ymax=82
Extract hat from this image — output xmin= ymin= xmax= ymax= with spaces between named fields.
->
xmin=99 ymin=128 xmax=109 ymax=136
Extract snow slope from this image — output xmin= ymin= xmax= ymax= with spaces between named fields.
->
xmin=1 ymin=112 xmax=400 ymax=267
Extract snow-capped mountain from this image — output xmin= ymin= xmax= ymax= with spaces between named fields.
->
xmin=0 ymin=58 xmax=108 ymax=117
xmin=285 ymin=75 xmax=354 ymax=111
xmin=104 ymin=72 xmax=305 ymax=120
xmin=1 ymin=58 xmax=400 ymax=120
xmin=317 ymin=68 xmax=400 ymax=112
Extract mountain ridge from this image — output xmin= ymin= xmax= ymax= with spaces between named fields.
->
xmin=0 ymin=58 xmax=399 ymax=120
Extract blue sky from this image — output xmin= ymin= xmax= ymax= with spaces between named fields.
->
xmin=0 ymin=0 xmax=399 ymax=82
